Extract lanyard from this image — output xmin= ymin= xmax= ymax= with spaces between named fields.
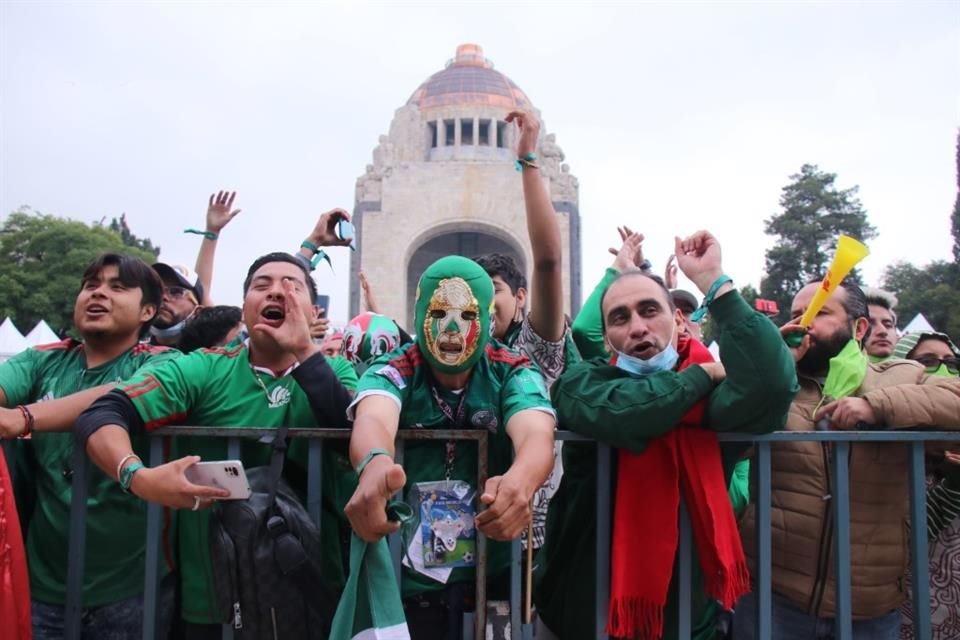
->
xmin=430 ymin=382 xmax=469 ymax=481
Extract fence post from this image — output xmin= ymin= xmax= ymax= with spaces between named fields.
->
xmin=64 ymin=443 xmax=89 ymax=640
xmin=755 ymin=442 xmax=772 ymax=640
xmin=832 ymin=441 xmax=852 ymax=640
xmin=141 ymin=437 xmax=165 ymax=640
xmin=677 ymin=499 xmax=692 ymax=640
xmin=595 ymin=444 xmax=611 ymax=640
xmin=908 ymin=441 xmax=932 ymax=640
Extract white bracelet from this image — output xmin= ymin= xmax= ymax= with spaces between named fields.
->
xmin=115 ymin=453 xmax=141 ymax=481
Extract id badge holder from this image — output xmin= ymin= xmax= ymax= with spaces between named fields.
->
xmin=412 ymin=480 xmax=477 ymax=568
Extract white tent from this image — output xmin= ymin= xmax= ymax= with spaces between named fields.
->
xmin=26 ymin=319 xmax=59 ymax=346
xmin=902 ymin=313 xmax=935 ymax=335
xmin=0 ymin=317 xmax=28 ymax=361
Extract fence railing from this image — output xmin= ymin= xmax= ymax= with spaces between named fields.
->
xmin=14 ymin=428 xmax=956 ymax=640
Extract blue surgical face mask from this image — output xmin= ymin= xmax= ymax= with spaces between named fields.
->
xmin=615 ymin=325 xmax=679 ymax=376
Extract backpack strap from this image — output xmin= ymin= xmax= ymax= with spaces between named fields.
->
xmin=265 ymin=423 xmax=290 ymax=505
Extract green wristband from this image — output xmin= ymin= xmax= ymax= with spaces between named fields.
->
xmin=119 ymin=461 xmax=145 ymax=494
xmin=300 ymin=239 xmax=319 ymax=254
xmin=185 ymin=228 xmax=218 ymax=241
xmin=355 ymin=448 xmax=390 ymax=476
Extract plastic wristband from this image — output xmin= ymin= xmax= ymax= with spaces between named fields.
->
xmin=690 ymin=274 xmax=733 ymax=323
xmin=300 ymin=239 xmax=320 ymax=254
xmin=119 ymin=460 xmax=145 ymax=494
xmin=514 ymin=153 xmax=539 ymax=171
xmin=16 ymin=405 xmax=34 ymax=438
xmin=355 ymin=448 xmax=390 ymax=476
xmin=184 ymin=228 xmax=218 ymax=240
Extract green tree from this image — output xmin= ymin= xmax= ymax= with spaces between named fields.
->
xmin=0 ymin=208 xmax=158 ymax=336
xmin=882 ymin=261 xmax=960 ymax=339
xmin=760 ymin=164 xmax=878 ymax=324
xmin=107 ymin=213 xmax=161 ymax=258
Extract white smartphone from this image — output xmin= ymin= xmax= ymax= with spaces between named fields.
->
xmin=184 ymin=460 xmax=252 ymax=500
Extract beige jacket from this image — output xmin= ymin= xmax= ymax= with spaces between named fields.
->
xmin=739 ymin=359 xmax=960 ymax=619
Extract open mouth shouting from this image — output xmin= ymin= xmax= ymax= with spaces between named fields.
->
xmin=259 ymin=303 xmax=286 ymax=328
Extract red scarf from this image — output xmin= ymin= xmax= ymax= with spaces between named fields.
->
xmin=607 ymin=336 xmax=749 ymax=639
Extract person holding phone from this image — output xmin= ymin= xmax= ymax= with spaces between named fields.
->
xmin=75 ymin=246 xmax=356 ymax=638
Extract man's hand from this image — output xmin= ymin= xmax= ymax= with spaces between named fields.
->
xmin=506 ymin=110 xmax=540 ymax=158
xmin=344 ymin=455 xmax=406 ymax=543
xmin=474 ymin=472 xmax=534 ymax=541
xmin=607 ymin=228 xmax=645 ymax=273
xmin=814 ymin=397 xmax=879 ymax=430
xmin=307 ymin=209 xmax=353 ymax=248
xmin=206 ymin=190 xmax=241 ymax=234
xmin=253 ymin=281 xmax=318 ymax=362
xmin=359 ymin=271 xmax=381 ymax=314
xmin=129 ymin=455 xmax=230 ymax=509
xmin=779 ymin=323 xmax=811 ymax=363
xmin=674 ymin=231 xmax=725 ymax=295
xmin=665 ymin=255 xmax=678 ymax=289
xmin=699 ymin=362 xmax=726 ymax=384
xmin=0 ymin=407 xmax=27 ymax=438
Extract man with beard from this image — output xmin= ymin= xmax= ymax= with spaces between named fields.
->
xmin=344 ymin=255 xmax=556 ymax=640
xmin=149 ymin=262 xmax=203 ymax=347
xmin=733 ymin=279 xmax=960 ymax=640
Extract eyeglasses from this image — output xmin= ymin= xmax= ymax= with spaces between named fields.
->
xmin=915 ymin=355 xmax=960 ymax=374
xmin=163 ymin=286 xmax=192 ymax=300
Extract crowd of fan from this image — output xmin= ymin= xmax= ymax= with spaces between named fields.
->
xmin=1 ymin=110 xmax=959 ymax=640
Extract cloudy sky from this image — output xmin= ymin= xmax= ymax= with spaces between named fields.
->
xmin=2 ymin=1 xmax=957 ymax=322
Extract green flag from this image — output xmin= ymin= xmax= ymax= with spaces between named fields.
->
xmin=330 ymin=503 xmax=413 ymax=640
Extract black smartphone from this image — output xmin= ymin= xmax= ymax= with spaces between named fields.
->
xmin=316 ymin=295 xmax=330 ymax=318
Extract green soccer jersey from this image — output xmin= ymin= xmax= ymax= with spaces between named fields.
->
xmin=119 ymin=343 xmax=351 ymax=623
xmin=348 ymin=341 xmax=555 ymax=598
xmin=0 ymin=339 xmax=180 ymax=607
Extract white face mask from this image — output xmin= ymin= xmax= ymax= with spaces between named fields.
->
xmin=614 ymin=324 xmax=679 ymax=376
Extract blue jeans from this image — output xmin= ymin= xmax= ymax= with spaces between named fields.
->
xmin=32 ymin=575 xmax=175 ymax=640
xmin=732 ymin=591 xmax=901 ymax=640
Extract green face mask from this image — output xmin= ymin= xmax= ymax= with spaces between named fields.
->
xmin=414 ymin=256 xmax=494 ymax=374
xmin=930 ymin=363 xmax=959 ymax=378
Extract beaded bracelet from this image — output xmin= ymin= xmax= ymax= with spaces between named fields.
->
xmin=16 ymin=404 xmax=34 ymax=438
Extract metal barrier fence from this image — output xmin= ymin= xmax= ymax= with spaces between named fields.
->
xmin=28 ymin=428 xmax=959 ymax=640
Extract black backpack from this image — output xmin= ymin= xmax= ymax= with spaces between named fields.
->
xmin=209 ymin=425 xmax=337 ymax=639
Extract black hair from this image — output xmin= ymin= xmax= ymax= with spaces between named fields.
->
xmin=803 ymin=276 xmax=870 ymax=342
xmin=242 ymin=252 xmax=318 ymax=305
xmin=177 ymin=305 xmax=242 ymax=352
xmin=474 ymin=253 xmax=527 ymax=296
xmin=80 ymin=253 xmax=163 ymax=338
xmin=598 ymin=271 xmax=676 ymax=330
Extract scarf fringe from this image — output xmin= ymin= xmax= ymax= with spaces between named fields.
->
xmin=704 ymin=559 xmax=751 ymax=610
xmin=606 ymin=596 xmax=664 ymax=640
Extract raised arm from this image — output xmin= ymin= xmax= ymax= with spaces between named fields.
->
xmin=508 ymin=110 xmax=564 ymax=342
xmin=194 ymin=190 xmax=241 ymax=306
